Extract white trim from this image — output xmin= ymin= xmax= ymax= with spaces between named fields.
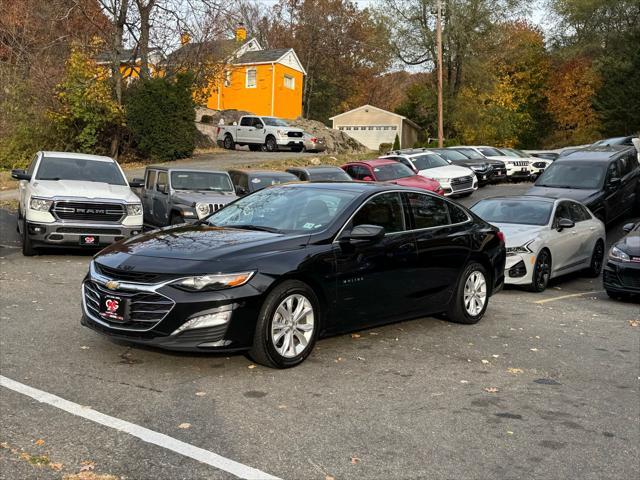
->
xmin=330 ymin=104 xmax=406 ymax=121
xmin=0 ymin=375 xmax=280 ymax=480
xmin=271 ymin=63 xmax=275 ymax=116
xmin=245 ymin=67 xmax=257 ymax=89
xmin=232 ymin=48 xmax=307 ymax=75
xmin=283 ymin=74 xmax=295 ymax=90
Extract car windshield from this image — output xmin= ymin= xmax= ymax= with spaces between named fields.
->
xmin=435 ymin=149 xmax=469 ymax=161
xmin=262 ymin=117 xmax=289 ymax=127
xmin=503 ymin=148 xmax=529 ymax=158
xmin=35 ymin=157 xmax=126 ymax=185
xmin=410 ymin=154 xmax=449 ymax=170
xmin=206 ymin=186 xmax=359 ymax=233
xmin=170 ymin=171 xmax=234 ymax=192
xmin=478 ymin=147 xmax=503 ymax=157
xmin=536 ymin=163 xmax=607 ymax=189
xmin=454 ymin=148 xmax=485 ymax=159
xmin=373 ymin=163 xmax=414 ymax=181
xmin=472 ymin=199 xmax=553 ymax=226
xmin=307 ymin=169 xmax=352 ymax=181
xmin=249 ymin=173 xmax=297 ymax=191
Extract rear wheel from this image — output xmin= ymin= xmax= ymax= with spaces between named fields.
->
xmin=223 ymin=134 xmax=235 ymax=150
xmin=585 ymin=240 xmax=604 ymax=277
xmin=446 ymin=262 xmax=489 ymax=324
xmin=528 ymin=249 xmax=551 ymax=292
xmin=170 ymin=213 xmax=185 ymax=225
xmin=249 ymin=280 xmax=319 ymax=368
xmin=265 ymin=136 xmax=278 ymax=152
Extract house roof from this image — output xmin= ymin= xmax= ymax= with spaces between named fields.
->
xmin=165 ymin=39 xmax=238 ymax=65
xmin=329 ymin=104 xmax=422 ymax=130
xmin=95 ymin=47 xmax=162 ymax=64
xmin=235 ymin=48 xmax=292 ymax=64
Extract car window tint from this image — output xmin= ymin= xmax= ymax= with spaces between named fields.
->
xmin=352 ymin=192 xmax=406 ymax=233
xmin=606 ymin=161 xmax=620 ymax=181
xmin=145 ymin=170 xmax=157 ymax=189
xmin=349 ymin=165 xmax=370 ymax=180
xmin=568 ymin=202 xmax=588 ymax=222
xmin=579 ymin=204 xmax=592 ymax=220
xmin=240 ymin=117 xmax=254 ymax=126
xmin=448 ymin=202 xmax=469 ymax=224
xmin=27 ymin=155 xmax=38 ymax=176
xmin=407 ymin=192 xmax=450 ymax=228
xmin=156 ymin=171 xmax=168 ymax=190
xmin=554 ymin=202 xmax=571 ymax=222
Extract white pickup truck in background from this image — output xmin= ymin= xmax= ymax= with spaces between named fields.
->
xmin=216 ymin=115 xmax=305 ymax=152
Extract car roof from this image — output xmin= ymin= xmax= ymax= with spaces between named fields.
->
xmin=557 ymin=146 xmax=634 ymax=161
xmin=273 ymin=181 xmax=428 ymax=194
xmin=146 ymin=166 xmax=228 ymax=174
xmin=41 ymin=151 xmax=114 ymax=162
xmin=288 ymin=165 xmax=344 ymax=172
xmin=229 ymin=168 xmax=297 ymax=176
xmin=478 ymin=195 xmax=558 ymax=203
xmin=347 ymin=159 xmax=398 ymax=167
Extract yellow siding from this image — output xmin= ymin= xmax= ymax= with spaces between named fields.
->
xmin=273 ymin=64 xmax=303 ymax=119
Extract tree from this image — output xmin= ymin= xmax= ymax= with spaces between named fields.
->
xmin=125 ymin=73 xmax=196 ymax=160
xmin=392 ymin=133 xmax=400 ymax=150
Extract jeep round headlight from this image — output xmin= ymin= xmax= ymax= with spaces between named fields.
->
xmin=126 ymin=203 xmax=143 ymax=216
xmin=29 ymin=198 xmax=53 ymax=212
xmin=195 ymin=202 xmax=211 ymax=219
xmin=173 ymin=272 xmax=255 ymax=291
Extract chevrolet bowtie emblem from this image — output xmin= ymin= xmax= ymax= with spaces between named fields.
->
xmin=105 ymin=280 xmax=120 ymax=290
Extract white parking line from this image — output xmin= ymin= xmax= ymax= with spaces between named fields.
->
xmin=534 ymin=290 xmax=604 ymax=304
xmin=0 ymin=375 xmax=280 ymax=480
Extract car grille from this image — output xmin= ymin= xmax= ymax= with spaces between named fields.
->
xmin=173 ymin=324 xmax=227 ymax=344
xmin=512 ymin=161 xmax=529 ymax=167
xmin=532 ymin=162 xmax=547 ymax=169
xmin=84 ymin=280 xmax=174 ymax=331
xmin=57 ymin=227 xmax=122 ymax=234
xmin=208 ymin=203 xmax=225 ymax=213
xmin=95 ymin=263 xmax=177 ymax=284
xmin=451 ymin=176 xmax=473 ymax=191
xmin=287 ymin=131 xmax=303 ymax=138
xmin=52 ymin=201 xmax=124 ymax=222
xmin=508 ymin=260 xmax=527 ymax=278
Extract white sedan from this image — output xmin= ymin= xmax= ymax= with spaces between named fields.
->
xmin=471 ymin=196 xmax=606 ymax=292
xmin=381 ymin=151 xmax=478 ymax=196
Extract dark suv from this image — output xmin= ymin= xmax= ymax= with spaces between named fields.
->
xmin=527 ymin=146 xmax=639 ymax=225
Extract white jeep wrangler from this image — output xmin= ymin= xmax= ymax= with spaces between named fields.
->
xmin=11 ymin=151 xmax=143 ymax=256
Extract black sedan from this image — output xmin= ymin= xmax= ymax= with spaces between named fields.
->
xmin=81 ymin=183 xmax=506 ymax=368
xmin=286 ymin=165 xmax=352 ymax=182
xmin=604 ymin=222 xmax=640 ymax=299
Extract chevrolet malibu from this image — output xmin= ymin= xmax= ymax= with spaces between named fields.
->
xmin=81 ymin=183 xmax=506 ymax=368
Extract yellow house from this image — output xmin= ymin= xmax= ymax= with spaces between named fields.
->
xmin=95 ymin=48 xmax=163 ymax=81
xmin=168 ymin=33 xmax=306 ymax=120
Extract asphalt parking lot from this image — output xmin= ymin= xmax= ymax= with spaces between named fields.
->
xmin=1 ymin=179 xmax=638 ymax=480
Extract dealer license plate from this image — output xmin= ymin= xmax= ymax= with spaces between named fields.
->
xmin=99 ymin=293 xmax=128 ymax=322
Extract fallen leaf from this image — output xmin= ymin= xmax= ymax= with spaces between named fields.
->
xmin=484 ymin=387 xmax=499 ymax=393
xmin=80 ymin=346 xmax=90 ymax=350
xmin=49 ymin=462 xmax=63 ymax=471
xmin=35 ymin=439 xmax=45 ymax=446
xmin=178 ymin=423 xmax=191 ymax=429
xmin=80 ymin=461 xmax=95 ymax=472
xmin=492 ymin=354 xmax=500 ymax=358
xmin=507 ymin=368 xmax=523 ymax=374
xmin=530 ymin=348 xmax=538 ymax=352
xmin=351 ymin=333 xmax=361 ymax=339
xmin=507 ymin=431 xmax=514 ymax=435
xmin=629 ymin=320 xmax=639 ymax=327
xmin=460 ymin=380 xmax=469 ymax=384
xmin=195 ymin=392 xmax=206 ymax=397
xmin=325 ymin=476 xmax=336 ymax=480
xmin=277 ymin=405 xmax=287 ymax=409
xmin=247 ymin=364 xmax=256 ymax=369
xmin=481 ymin=359 xmax=490 ymax=364
xmin=356 ymin=356 xmax=365 ymax=361
xmin=350 ymin=456 xmax=361 ymax=464
xmin=335 ymin=357 xmax=343 ymax=363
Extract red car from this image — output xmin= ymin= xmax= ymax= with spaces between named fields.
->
xmin=341 ymin=159 xmax=444 ymax=194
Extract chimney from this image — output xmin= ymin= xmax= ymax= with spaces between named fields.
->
xmin=235 ymin=22 xmax=247 ymax=43
xmin=180 ymin=32 xmax=191 ymax=45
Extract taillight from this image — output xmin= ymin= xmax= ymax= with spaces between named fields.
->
xmin=310 ymin=137 xmax=317 ymax=142
xmin=216 ymin=127 xmax=220 ymax=135
xmin=496 ymin=231 xmax=505 ymax=244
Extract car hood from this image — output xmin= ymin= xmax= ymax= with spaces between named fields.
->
xmin=487 ymin=155 xmax=523 ymax=162
xmin=614 ymin=230 xmax=640 ymax=258
xmin=387 ymin=176 xmax=441 ymax=191
xmin=490 ymin=223 xmax=546 ymax=248
xmin=32 ymin=180 xmax=140 ymax=203
xmin=418 ymin=165 xmax=473 ymax=179
xmin=526 ymin=186 xmax=601 ymax=204
xmin=96 ymin=224 xmax=309 ymax=264
xmin=172 ymin=191 xmax=237 ymax=206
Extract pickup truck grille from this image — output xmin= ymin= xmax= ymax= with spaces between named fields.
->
xmin=511 ymin=161 xmax=529 ymax=167
xmin=287 ymin=131 xmax=303 ymax=138
xmin=52 ymin=201 xmax=124 ymax=223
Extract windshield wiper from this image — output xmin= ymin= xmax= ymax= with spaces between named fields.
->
xmin=228 ymin=224 xmax=282 ymax=233
xmin=38 ymin=177 xmax=61 ymax=181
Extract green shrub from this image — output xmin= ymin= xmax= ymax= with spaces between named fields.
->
xmin=378 ymin=143 xmax=392 ymax=154
xmin=392 ymin=133 xmax=400 ymax=150
xmin=125 ymin=73 xmax=196 ymax=161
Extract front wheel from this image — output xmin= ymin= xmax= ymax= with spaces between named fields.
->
xmin=528 ymin=249 xmax=551 ymax=292
xmin=265 ymin=136 xmax=278 ymax=152
xmin=585 ymin=240 xmax=604 ymax=277
xmin=22 ymin=223 xmax=36 ymax=256
xmin=446 ymin=262 xmax=489 ymax=324
xmin=249 ymin=280 xmax=319 ymax=368
xmin=170 ymin=213 xmax=185 ymax=225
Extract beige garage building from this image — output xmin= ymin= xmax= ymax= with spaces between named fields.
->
xmin=330 ymin=104 xmax=422 ymax=150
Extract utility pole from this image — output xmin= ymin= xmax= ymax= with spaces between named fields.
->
xmin=436 ymin=0 xmax=444 ymax=147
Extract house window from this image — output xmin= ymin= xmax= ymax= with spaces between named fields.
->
xmin=246 ymin=68 xmax=257 ymax=88
xmin=224 ymin=70 xmax=231 ymax=87
xmin=284 ymin=74 xmax=295 ymax=89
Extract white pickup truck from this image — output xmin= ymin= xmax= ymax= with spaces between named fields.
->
xmin=11 ymin=151 xmax=144 ymax=256
xmin=216 ymin=115 xmax=305 ymax=152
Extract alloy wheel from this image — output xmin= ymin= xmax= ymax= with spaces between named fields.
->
xmin=270 ymin=294 xmax=315 ymax=358
xmin=591 ymin=242 xmax=604 ymax=274
xmin=463 ymin=271 xmax=487 ymax=316
xmin=535 ymin=251 xmax=551 ymax=289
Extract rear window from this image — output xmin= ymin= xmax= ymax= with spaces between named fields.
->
xmin=307 ymin=169 xmax=352 ymax=181
xmin=478 ymin=147 xmax=503 ymax=157
xmin=249 ymin=173 xmax=297 ymax=191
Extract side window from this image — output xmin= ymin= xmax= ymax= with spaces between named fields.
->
xmin=351 ymin=192 xmax=406 ymax=233
xmin=145 ymin=170 xmax=157 ymax=189
xmin=448 ymin=202 xmax=470 ymax=224
xmin=26 ymin=155 xmax=38 ymax=176
xmin=579 ymin=204 xmax=592 ymax=220
xmin=240 ymin=117 xmax=254 ymax=127
xmin=156 ymin=171 xmax=168 ymax=191
xmin=606 ymin=161 xmax=620 ymax=181
xmin=348 ymin=165 xmax=369 ymax=180
xmin=407 ymin=192 xmax=450 ymax=229
xmin=253 ymin=117 xmax=264 ymax=128
xmin=239 ymin=174 xmax=249 ymax=190
xmin=554 ymin=202 xmax=571 ymax=223
xmin=393 ymin=157 xmax=412 ymax=169
xmin=568 ymin=202 xmax=588 ymax=222
xmin=343 ymin=166 xmax=355 ymax=178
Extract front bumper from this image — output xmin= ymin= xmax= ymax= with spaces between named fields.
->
xmin=26 ymin=221 xmax=141 ymax=246
xmin=80 ymin=264 xmax=264 ymax=351
xmin=603 ymin=260 xmax=640 ymax=295
xmin=277 ymin=138 xmax=304 ymax=148
xmin=504 ymin=253 xmax=535 ymax=285
xmin=505 ymin=165 xmax=531 ymax=178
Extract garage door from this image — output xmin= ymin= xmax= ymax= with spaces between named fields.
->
xmin=338 ymin=125 xmax=397 ymax=150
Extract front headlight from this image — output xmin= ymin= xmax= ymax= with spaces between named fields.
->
xmin=276 ymin=129 xmax=287 ymax=137
xmin=506 ymin=240 xmax=534 ymax=256
xmin=438 ymin=178 xmax=451 ymax=183
xmin=29 ymin=198 xmax=53 ymax=211
xmin=195 ymin=202 xmax=211 ymax=219
xmin=609 ymin=246 xmax=630 ymax=262
xmin=126 ymin=203 xmax=143 ymax=216
xmin=173 ymin=272 xmax=255 ymax=291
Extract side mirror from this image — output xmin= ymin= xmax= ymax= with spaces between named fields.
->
xmin=255 ymin=123 xmax=263 ymax=129
xmin=623 ymin=222 xmax=636 ymax=233
xmin=362 ymin=176 xmax=373 ymax=182
xmin=236 ymin=186 xmax=247 ymax=196
xmin=557 ymin=218 xmax=575 ymax=231
xmin=130 ymin=178 xmax=144 ymax=188
xmin=11 ymin=169 xmax=30 ymax=181
xmin=157 ymin=183 xmax=168 ymax=194
xmin=608 ymin=177 xmax=621 ymax=189
xmin=343 ymin=224 xmax=385 ymax=243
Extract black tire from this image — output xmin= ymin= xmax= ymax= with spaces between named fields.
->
xmin=170 ymin=213 xmax=184 ymax=225
xmin=265 ymin=135 xmax=278 ymax=152
xmin=249 ymin=280 xmax=320 ymax=368
xmin=446 ymin=262 xmax=489 ymax=324
xmin=248 ymin=144 xmax=261 ymax=152
xmin=291 ymin=145 xmax=303 ymax=153
xmin=223 ymin=134 xmax=235 ymax=150
xmin=528 ymin=249 xmax=552 ymax=292
xmin=606 ymin=290 xmax=627 ymax=300
xmin=21 ymin=223 xmax=36 ymax=256
xmin=585 ymin=240 xmax=605 ymax=277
